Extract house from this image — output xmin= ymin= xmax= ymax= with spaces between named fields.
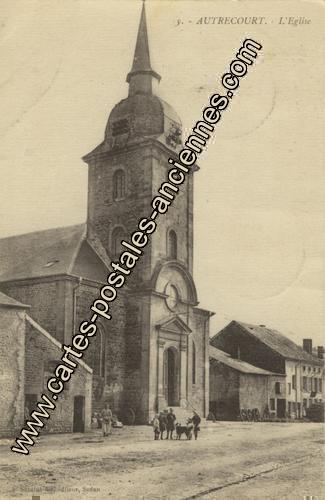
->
xmin=0 ymin=292 xmax=27 ymax=437
xmin=210 ymin=321 xmax=324 ymax=419
xmin=0 ymin=290 xmax=92 ymax=437
xmin=209 ymin=345 xmax=285 ymax=420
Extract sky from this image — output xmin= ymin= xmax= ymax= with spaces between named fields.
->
xmin=0 ymin=0 xmax=324 ymax=346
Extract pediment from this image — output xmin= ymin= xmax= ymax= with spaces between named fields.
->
xmin=156 ymin=315 xmax=192 ymax=335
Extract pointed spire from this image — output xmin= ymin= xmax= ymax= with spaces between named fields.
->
xmin=126 ymin=1 xmax=161 ymax=96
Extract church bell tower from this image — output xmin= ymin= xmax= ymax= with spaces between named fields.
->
xmin=83 ymin=1 xmax=193 ymax=284
xmin=83 ymin=2 xmax=210 ymax=423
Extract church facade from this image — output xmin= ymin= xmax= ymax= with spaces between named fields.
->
xmin=0 ymin=3 xmax=212 ymax=430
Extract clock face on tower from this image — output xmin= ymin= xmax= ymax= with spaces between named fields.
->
xmin=165 ymin=282 xmax=180 ymax=311
xmin=156 ymin=263 xmax=193 ymax=311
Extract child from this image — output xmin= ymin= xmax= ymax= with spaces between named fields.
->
xmin=152 ymin=414 xmax=160 ymax=440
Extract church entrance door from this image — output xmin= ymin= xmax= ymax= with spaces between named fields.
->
xmin=164 ymin=347 xmax=179 ymax=406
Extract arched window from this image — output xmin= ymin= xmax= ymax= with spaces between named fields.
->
xmin=113 ymin=169 xmax=125 ymax=200
xmin=111 ymin=226 xmax=126 ymax=257
xmin=192 ymin=341 xmax=196 ymax=385
xmin=168 ymin=229 xmax=177 ymax=260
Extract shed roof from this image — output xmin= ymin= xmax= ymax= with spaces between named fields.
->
xmin=209 ymin=345 xmax=284 ymax=376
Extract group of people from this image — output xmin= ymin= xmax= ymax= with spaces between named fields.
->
xmin=152 ymin=408 xmax=201 ymax=441
xmin=97 ymin=403 xmax=201 ymax=441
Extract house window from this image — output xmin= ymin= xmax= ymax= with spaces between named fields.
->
xmin=111 ymin=226 xmax=126 ymax=257
xmin=275 ymin=382 xmax=281 ymax=394
xmin=292 ymin=374 xmax=296 ymax=390
xmin=270 ymin=398 xmax=275 ymax=411
xmin=303 ymin=366 xmax=306 ymax=371
xmin=287 ymin=383 xmax=291 ymax=395
xmin=113 ymin=169 xmax=126 ymax=200
xmin=303 ymin=398 xmax=307 ymax=408
xmin=167 ymin=230 xmax=177 ymax=260
xmin=308 ymin=377 xmax=312 ymax=391
xmin=319 ymin=378 xmax=322 ymax=393
xmin=302 ymin=376 xmax=307 ymax=391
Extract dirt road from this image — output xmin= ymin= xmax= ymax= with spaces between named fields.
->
xmin=1 ymin=422 xmax=323 ymax=499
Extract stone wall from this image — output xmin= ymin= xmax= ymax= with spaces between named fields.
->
xmin=239 ymin=374 xmax=269 ymax=415
xmin=0 ymin=307 xmax=25 ymax=437
xmin=87 ymin=145 xmax=154 ymax=284
xmin=190 ymin=309 xmax=210 ymax=416
xmin=1 ymin=280 xmax=67 ymax=343
xmin=25 ymin=318 xmax=92 ymax=434
xmin=75 ymin=282 xmax=127 ymax=419
xmin=151 ymin=148 xmax=192 ymax=273
xmin=123 ymin=296 xmax=146 ymax=423
xmin=209 ymin=360 xmax=240 ymax=420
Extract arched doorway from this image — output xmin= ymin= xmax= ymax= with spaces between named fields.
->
xmin=163 ymin=347 xmax=179 ymax=406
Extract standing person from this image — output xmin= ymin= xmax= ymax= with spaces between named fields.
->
xmin=152 ymin=414 xmax=160 ymax=440
xmin=166 ymin=408 xmax=176 ymax=440
xmin=101 ymin=403 xmax=112 ymax=437
xmin=192 ymin=411 xmax=201 ymax=440
xmin=158 ymin=411 xmax=167 ymax=440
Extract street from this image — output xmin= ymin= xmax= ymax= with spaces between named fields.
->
xmin=1 ymin=422 xmax=324 ymax=499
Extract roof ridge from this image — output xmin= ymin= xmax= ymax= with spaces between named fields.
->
xmin=237 ymin=321 xmax=322 ymax=364
xmin=0 ymin=222 xmax=86 ymax=242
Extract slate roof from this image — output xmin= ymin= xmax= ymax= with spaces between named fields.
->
xmin=213 ymin=321 xmax=323 ymax=366
xmin=209 ymin=345 xmax=283 ymax=376
xmin=0 ymin=291 xmax=29 ymax=308
xmin=0 ymin=224 xmax=108 ymax=283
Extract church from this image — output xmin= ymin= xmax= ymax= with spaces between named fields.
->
xmin=0 ymin=2 xmax=213 ymax=435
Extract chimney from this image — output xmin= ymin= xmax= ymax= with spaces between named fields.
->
xmin=317 ymin=346 xmax=324 ymax=359
xmin=303 ymin=339 xmax=312 ymax=354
